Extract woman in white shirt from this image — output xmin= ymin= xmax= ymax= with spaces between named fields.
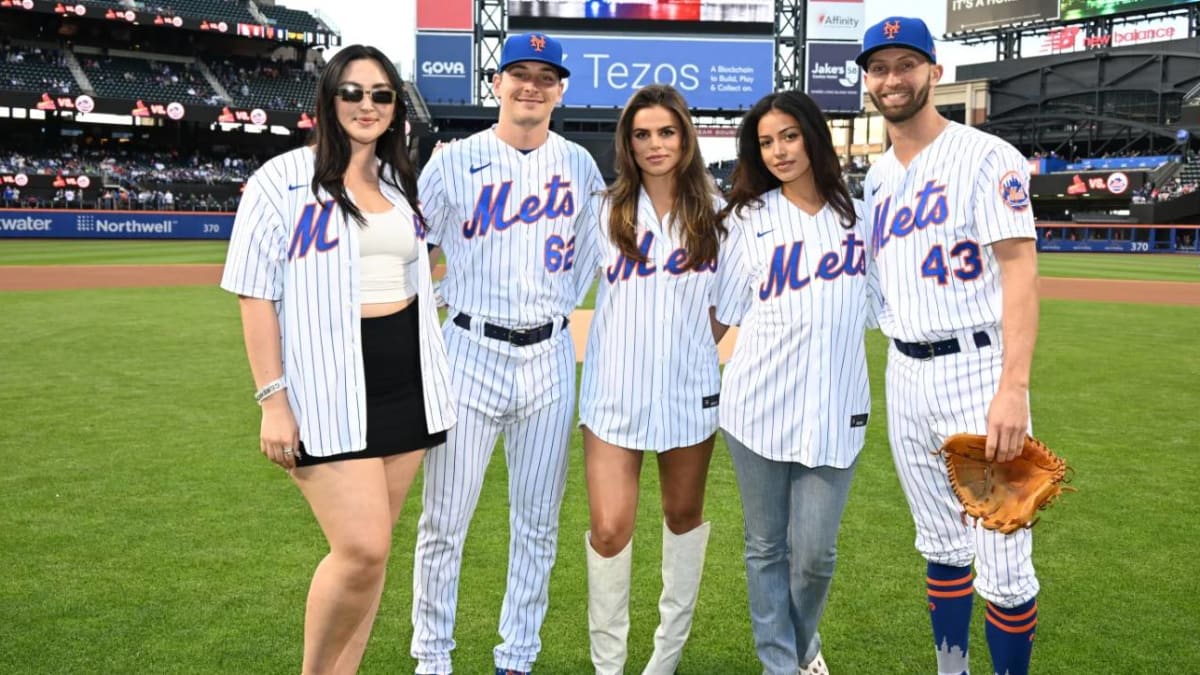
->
xmin=574 ymin=84 xmax=726 ymax=675
xmin=221 ymin=45 xmax=455 ymax=674
xmin=714 ymin=90 xmax=873 ymax=675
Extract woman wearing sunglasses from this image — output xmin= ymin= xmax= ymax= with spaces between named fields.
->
xmin=221 ymin=44 xmax=455 ymax=674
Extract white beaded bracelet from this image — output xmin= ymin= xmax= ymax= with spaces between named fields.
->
xmin=254 ymin=377 xmax=286 ymax=405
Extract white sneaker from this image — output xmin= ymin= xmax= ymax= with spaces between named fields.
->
xmin=799 ymin=651 xmax=829 ymax=675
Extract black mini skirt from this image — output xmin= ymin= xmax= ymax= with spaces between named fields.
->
xmin=296 ymin=298 xmax=447 ymax=466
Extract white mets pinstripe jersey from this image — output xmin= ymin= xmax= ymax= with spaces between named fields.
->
xmin=715 ymin=190 xmax=872 ymax=468
xmin=864 ymin=122 xmax=1036 ymax=342
xmin=418 ymin=128 xmax=606 ymax=326
xmin=221 ymin=146 xmax=456 ymax=456
xmin=576 ymin=190 xmax=725 ymax=451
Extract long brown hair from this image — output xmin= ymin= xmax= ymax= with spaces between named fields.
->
xmin=608 ymin=84 xmax=724 ymax=268
xmin=308 ymin=44 xmax=422 ymax=228
xmin=721 ymin=91 xmax=856 ymax=229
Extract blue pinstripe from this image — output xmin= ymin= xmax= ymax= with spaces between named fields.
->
xmin=865 ymin=122 xmax=1040 ymax=610
xmin=411 ymin=127 xmax=601 ymax=673
xmin=220 ymin=146 xmax=456 ymax=457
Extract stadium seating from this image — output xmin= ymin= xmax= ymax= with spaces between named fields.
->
xmin=0 ymin=47 xmax=79 ymax=95
xmin=259 ymin=4 xmax=327 ymax=33
xmin=157 ymin=0 xmax=256 ymax=23
xmin=207 ymin=55 xmax=316 ymax=110
xmin=83 ymin=55 xmax=217 ymax=105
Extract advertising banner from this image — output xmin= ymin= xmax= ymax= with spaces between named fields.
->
xmin=417 ymin=0 xmax=474 ymax=31
xmin=805 ymin=42 xmax=862 ymax=114
xmin=508 ymin=0 xmax=772 ymax=23
xmin=0 ymin=209 xmax=234 ymax=239
xmin=415 ymin=33 xmax=476 ymax=105
xmin=1030 ymin=170 xmax=1148 ymax=199
xmin=557 ymin=35 xmax=773 ymax=110
xmin=946 ymin=0 xmax=1059 ymax=34
xmin=1059 ymin=0 xmax=1196 ymax=22
xmin=0 ymin=91 xmax=316 ymax=130
xmin=0 ymin=0 xmax=338 ymax=45
xmin=806 ymin=0 xmax=865 ymax=42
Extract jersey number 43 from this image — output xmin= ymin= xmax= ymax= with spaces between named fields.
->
xmin=920 ymin=240 xmax=983 ymax=285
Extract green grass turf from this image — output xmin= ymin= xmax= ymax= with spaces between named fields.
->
xmin=0 ymin=240 xmax=229 ymax=265
xmin=1 ymin=287 xmax=1197 ymax=673
xmin=1038 ymin=252 xmax=1200 ymax=282
xmin=3 ymin=240 xmax=1200 ymax=283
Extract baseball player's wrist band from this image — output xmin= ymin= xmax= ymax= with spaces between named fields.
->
xmin=254 ymin=377 xmax=287 ymax=405
xmin=452 ymin=312 xmax=567 ymax=347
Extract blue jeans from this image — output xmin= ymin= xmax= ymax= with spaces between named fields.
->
xmin=724 ymin=431 xmax=857 ymax=675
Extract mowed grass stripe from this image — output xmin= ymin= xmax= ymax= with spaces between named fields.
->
xmin=3 ymin=240 xmax=1199 ymax=283
xmin=1 ymin=286 xmax=1197 ymax=673
xmin=1038 ymin=252 xmax=1200 ymax=282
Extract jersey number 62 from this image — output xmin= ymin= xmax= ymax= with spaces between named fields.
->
xmin=545 ymin=234 xmax=576 ymax=273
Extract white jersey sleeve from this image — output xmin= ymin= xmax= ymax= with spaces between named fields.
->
xmin=714 ymin=206 xmax=757 ymax=327
xmin=572 ymin=189 xmax=605 ymax=306
xmin=221 ymin=172 xmax=288 ymax=300
xmin=972 ymin=144 xmax=1037 ymax=245
xmin=416 ymin=150 xmax=450 ymax=248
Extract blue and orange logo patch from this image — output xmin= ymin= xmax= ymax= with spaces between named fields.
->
xmin=884 ymin=20 xmax=901 ymax=39
xmin=530 ymin=34 xmax=546 ymax=52
xmin=999 ymin=171 xmax=1030 ymax=212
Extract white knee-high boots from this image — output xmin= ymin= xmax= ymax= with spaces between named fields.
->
xmin=587 ymin=532 xmax=633 ymax=675
xmin=641 ymin=521 xmax=711 ymax=675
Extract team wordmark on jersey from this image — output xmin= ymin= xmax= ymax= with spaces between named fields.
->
xmin=288 ymin=200 xmax=339 ymax=260
xmin=462 ymin=176 xmax=575 ymax=239
xmin=605 ymin=231 xmax=716 ymax=283
xmin=759 ymin=234 xmax=866 ymax=300
xmin=870 ymin=180 xmax=949 ymax=256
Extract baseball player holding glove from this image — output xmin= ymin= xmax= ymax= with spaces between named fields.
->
xmin=859 ymin=17 xmax=1045 ymax=675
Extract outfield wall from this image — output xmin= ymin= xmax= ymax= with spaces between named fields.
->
xmin=1036 ymin=223 xmax=1200 ymax=253
xmin=0 ymin=209 xmax=234 ymax=240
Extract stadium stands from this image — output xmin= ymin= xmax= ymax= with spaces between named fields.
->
xmin=259 ymin=4 xmax=327 ymax=33
xmin=207 ymin=54 xmax=316 ymax=110
xmin=82 ymin=54 xmax=219 ymax=106
xmin=0 ymin=45 xmax=79 ymax=96
xmin=157 ymin=0 xmax=257 ymax=23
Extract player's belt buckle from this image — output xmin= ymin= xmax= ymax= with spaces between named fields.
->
xmin=915 ymin=341 xmax=938 ymax=361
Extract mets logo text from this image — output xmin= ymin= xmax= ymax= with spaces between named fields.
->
xmin=884 ymin=20 xmax=901 ymax=39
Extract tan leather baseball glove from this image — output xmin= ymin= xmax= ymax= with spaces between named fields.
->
xmin=938 ymin=434 xmax=1073 ymax=534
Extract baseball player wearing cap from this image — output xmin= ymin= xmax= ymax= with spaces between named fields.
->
xmin=410 ymin=32 xmax=605 ymax=675
xmin=573 ymin=84 xmax=726 ymax=675
xmin=858 ymin=16 xmax=1043 ymax=675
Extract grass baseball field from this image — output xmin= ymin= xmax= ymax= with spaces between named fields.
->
xmin=1 ymin=242 xmax=1197 ymax=673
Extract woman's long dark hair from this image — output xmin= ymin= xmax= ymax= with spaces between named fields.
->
xmin=720 ymin=91 xmax=856 ymax=229
xmin=608 ymin=84 xmax=724 ymax=269
xmin=309 ymin=44 xmax=421 ymax=227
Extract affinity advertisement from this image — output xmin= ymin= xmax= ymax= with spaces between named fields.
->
xmin=806 ymin=0 xmax=865 ymax=42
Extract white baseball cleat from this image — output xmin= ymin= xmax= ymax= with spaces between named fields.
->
xmin=799 ymin=651 xmax=829 ymax=675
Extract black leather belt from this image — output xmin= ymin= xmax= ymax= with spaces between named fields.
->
xmin=453 ymin=312 xmax=567 ymax=347
xmin=893 ymin=331 xmax=993 ymax=360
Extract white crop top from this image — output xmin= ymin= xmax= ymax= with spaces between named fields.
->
xmin=358 ymin=201 xmax=419 ymax=303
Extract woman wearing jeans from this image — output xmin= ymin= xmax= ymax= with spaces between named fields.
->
xmin=713 ymin=90 xmax=875 ymax=675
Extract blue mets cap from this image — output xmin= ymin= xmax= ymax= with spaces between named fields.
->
xmin=499 ymin=32 xmax=570 ymax=78
xmin=856 ymin=16 xmax=937 ymax=67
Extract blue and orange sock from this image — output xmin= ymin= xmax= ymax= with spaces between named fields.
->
xmin=985 ymin=597 xmax=1037 ymax=675
xmin=927 ymin=563 xmax=973 ymax=675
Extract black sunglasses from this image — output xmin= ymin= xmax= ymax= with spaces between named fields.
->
xmin=336 ymin=84 xmax=397 ymax=105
